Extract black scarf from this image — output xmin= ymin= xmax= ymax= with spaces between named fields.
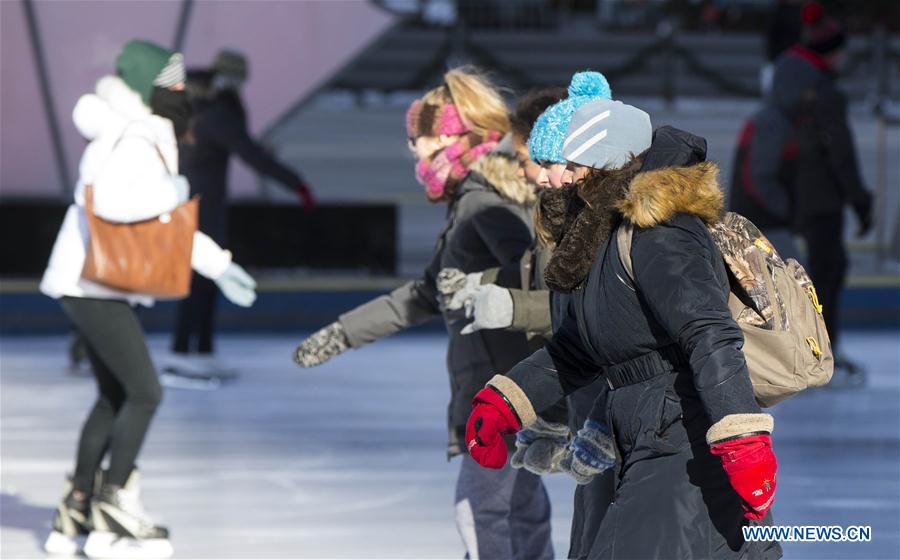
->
xmin=150 ymin=86 xmax=192 ymax=140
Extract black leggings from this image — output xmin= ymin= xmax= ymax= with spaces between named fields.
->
xmin=60 ymin=297 xmax=162 ymax=492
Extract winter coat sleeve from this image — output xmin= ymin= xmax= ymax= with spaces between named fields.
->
xmin=90 ymin=128 xmax=183 ymax=223
xmin=505 ymin=298 xmax=602 ymax=415
xmin=748 ymin=111 xmax=793 ymax=222
xmin=338 ymin=250 xmax=441 ymax=348
xmin=190 ymin=231 xmax=233 ymax=280
xmin=508 ymin=288 xmax=553 ymax=337
xmin=467 ymin=196 xmax=534 ymax=270
xmin=630 ymin=215 xmax=761 ymax=426
xmin=199 ymin=107 xmax=302 ymax=190
xmin=813 ymin=88 xmax=872 ymax=211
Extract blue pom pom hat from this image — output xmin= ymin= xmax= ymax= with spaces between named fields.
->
xmin=527 ymin=71 xmax=612 ymax=164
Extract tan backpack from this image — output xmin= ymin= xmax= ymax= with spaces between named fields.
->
xmin=617 ymin=212 xmax=833 ymax=407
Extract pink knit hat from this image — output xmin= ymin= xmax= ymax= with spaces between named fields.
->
xmin=405 ymin=100 xmax=469 ymax=138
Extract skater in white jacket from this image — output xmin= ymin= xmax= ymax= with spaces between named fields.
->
xmin=41 ymin=39 xmax=256 ymax=560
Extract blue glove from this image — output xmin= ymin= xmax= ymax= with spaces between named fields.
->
xmin=560 ymin=419 xmax=616 ymax=485
xmin=510 ymin=417 xmax=570 ymax=475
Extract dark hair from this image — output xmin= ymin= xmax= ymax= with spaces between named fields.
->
xmin=577 ymin=151 xmax=648 ymax=210
xmin=510 ymin=87 xmax=567 ymax=142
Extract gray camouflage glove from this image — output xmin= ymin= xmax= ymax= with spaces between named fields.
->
xmin=293 ymin=322 xmax=350 ymax=367
xmin=559 ymin=419 xmax=616 ymax=485
xmin=461 ymin=284 xmax=514 ymax=335
xmin=510 ymin=417 xmax=570 ymax=475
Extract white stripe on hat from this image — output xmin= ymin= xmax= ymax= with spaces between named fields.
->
xmin=153 ymin=53 xmax=186 ymax=87
xmin=563 ymin=109 xmax=610 ymax=150
xmin=566 ymin=129 xmax=608 ymax=162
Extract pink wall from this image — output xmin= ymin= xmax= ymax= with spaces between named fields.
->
xmin=1 ymin=0 xmax=59 ymax=197
xmin=0 ymin=0 xmax=394 ymax=199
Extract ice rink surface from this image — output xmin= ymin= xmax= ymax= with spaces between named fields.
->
xmin=2 ymin=330 xmax=898 ymax=559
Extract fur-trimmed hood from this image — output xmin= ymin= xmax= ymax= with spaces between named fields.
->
xmin=466 ymin=151 xmax=535 ymax=205
xmin=617 ymin=160 xmax=724 ymax=228
xmin=542 ymin=126 xmax=718 ymax=292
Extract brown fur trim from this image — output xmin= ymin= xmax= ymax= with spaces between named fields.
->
xmin=534 ymin=184 xmax=580 ymax=248
xmin=617 ymin=161 xmax=724 ymax=228
xmin=469 ymin=153 xmax=535 ymax=205
xmin=487 ymin=374 xmax=537 ymax=428
xmin=543 ymin=162 xmax=641 ymax=292
xmin=706 ymin=413 xmax=774 ymax=444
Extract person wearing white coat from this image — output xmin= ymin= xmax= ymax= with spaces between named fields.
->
xmin=41 ymin=40 xmax=255 ymax=560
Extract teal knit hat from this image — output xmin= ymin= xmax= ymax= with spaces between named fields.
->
xmin=528 ymin=71 xmax=612 ymax=163
xmin=115 ymin=39 xmax=182 ymax=105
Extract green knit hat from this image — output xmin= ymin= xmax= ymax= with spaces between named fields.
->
xmin=116 ymin=39 xmax=184 ymax=105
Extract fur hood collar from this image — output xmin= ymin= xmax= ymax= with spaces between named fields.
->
xmin=542 ymin=160 xmax=724 ymax=292
xmin=464 ymin=152 xmax=535 ymax=205
xmin=617 ymin=161 xmax=723 ymax=228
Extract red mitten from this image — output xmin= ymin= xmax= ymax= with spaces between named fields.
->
xmin=710 ymin=434 xmax=778 ymax=520
xmin=465 ymin=387 xmax=521 ymax=469
xmin=296 ymin=181 xmax=316 ymax=212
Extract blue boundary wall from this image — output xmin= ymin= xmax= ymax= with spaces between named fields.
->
xmin=1 ymin=284 xmax=897 ymax=336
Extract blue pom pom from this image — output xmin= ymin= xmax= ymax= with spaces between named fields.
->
xmin=568 ymin=71 xmax=612 ymax=100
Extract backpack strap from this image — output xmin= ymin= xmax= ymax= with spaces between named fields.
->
xmin=617 ymin=220 xmax=635 ymax=281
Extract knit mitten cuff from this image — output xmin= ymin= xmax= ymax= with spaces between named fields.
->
xmin=706 ymin=413 xmax=774 ymax=445
xmin=487 ymin=374 xmax=537 ymax=428
xmin=515 ymin=416 xmax=570 ymax=445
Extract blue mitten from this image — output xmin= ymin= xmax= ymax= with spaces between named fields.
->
xmin=560 ymin=419 xmax=616 ymax=485
xmin=510 ymin=417 xmax=570 ymax=475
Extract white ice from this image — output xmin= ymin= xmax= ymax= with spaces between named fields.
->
xmin=1 ymin=331 xmax=898 ymax=559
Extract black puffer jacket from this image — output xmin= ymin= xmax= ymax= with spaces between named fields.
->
xmin=508 ymin=129 xmax=760 ymax=427
xmin=493 ymin=128 xmax=779 ymax=559
xmin=339 ymin=150 xmax=535 ymax=456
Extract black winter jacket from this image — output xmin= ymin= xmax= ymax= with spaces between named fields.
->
xmin=506 ymin=129 xmax=761 ymax=430
xmin=181 ymin=92 xmax=302 ymax=229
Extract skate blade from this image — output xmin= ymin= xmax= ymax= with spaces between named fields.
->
xmin=84 ymin=531 xmax=173 ymax=559
xmin=160 ymin=371 xmax=221 ymax=391
xmin=44 ymin=530 xmax=86 ymax=556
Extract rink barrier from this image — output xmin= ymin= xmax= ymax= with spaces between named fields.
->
xmin=0 ymin=279 xmax=896 ymax=334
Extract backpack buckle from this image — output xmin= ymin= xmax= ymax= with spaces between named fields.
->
xmin=805 ymin=336 xmax=822 ymax=358
xmin=807 ymin=285 xmax=823 ymax=314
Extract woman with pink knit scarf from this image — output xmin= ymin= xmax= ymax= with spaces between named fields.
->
xmin=293 ymin=67 xmax=554 ymax=559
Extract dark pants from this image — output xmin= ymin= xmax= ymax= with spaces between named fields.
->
xmin=172 ymin=274 xmax=218 ymax=354
xmin=588 ymin=370 xmax=781 ymax=559
xmin=455 ymin=454 xmax=554 ymax=560
xmin=800 ymin=213 xmax=846 ymax=352
xmin=61 ymin=297 xmax=162 ymax=492
xmin=567 ymin=381 xmax=615 ymax=560
xmin=172 ymin=198 xmax=225 ymax=355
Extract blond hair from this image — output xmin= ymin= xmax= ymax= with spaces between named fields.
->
xmin=421 ymin=66 xmax=510 ymax=137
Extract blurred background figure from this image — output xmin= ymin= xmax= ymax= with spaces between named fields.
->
xmin=166 ymin=49 xmax=316 ymax=383
xmin=733 ymin=1 xmax=873 ymax=385
xmin=761 ymin=0 xmax=806 ymax=93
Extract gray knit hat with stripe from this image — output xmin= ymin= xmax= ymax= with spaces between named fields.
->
xmin=562 ymin=99 xmax=652 ymax=170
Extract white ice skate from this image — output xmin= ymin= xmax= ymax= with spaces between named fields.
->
xmin=84 ymin=470 xmax=173 ymax=559
xmin=44 ymin=478 xmax=91 ymax=556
